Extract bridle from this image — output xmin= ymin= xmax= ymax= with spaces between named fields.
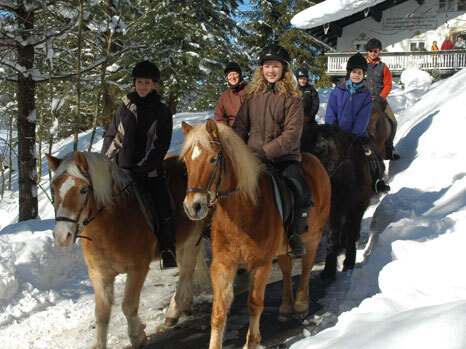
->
xmin=185 ymin=141 xmax=239 ymax=207
xmin=52 ymin=169 xmax=135 ymax=243
xmin=53 ymin=173 xmax=101 ymax=243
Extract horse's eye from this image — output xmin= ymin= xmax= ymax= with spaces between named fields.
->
xmin=80 ymin=186 xmax=89 ymax=195
xmin=210 ymin=156 xmax=217 ymax=164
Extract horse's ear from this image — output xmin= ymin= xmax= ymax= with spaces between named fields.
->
xmin=46 ymin=154 xmax=62 ymax=172
xmin=74 ymin=152 xmax=89 ymax=174
xmin=182 ymin=121 xmax=193 ymax=136
xmin=206 ymin=119 xmax=220 ymax=142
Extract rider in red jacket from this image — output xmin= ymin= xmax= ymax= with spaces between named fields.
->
xmin=365 ymin=38 xmax=400 ymax=161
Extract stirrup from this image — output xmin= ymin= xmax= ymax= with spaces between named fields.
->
xmin=160 ymin=250 xmax=177 ymax=269
xmin=287 ymin=234 xmax=306 ymax=257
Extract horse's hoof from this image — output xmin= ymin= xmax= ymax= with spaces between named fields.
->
xmin=319 ymin=269 xmax=336 ymax=281
xmin=164 ymin=317 xmax=179 ymax=327
xmin=278 ymin=311 xmax=293 ymax=322
xmin=293 ymin=309 xmax=309 ymax=320
xmin=129 ymin=332 xmax=147 ymax=348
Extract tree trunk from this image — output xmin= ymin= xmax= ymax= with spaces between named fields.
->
xmin=17 ymin=6 xmax=38 ymax=221
xmin=73 ymin=0 xmax=84 ymax=151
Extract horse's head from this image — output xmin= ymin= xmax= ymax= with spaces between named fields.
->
xmin=180 ymin=119 xmax=226 ymax=220
xmin=180 ymin=119 xmax=262 ymax=220
xmin=302 ymin=124 xmax=341 ymax=172
xmin=46 ymin=152 xmax=94 ymax=247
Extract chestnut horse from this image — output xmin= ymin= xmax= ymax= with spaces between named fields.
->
xmin=46 ymin=151 xmax=207 ymax=349
xmin=180 ymin=120 xmax=331 ymax=349
xmin=367 ymin=100 xmax=392 ymax=159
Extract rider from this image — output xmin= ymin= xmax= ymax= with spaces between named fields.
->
xmin=296 ymin=67 xmax=320 ymax=131
xmin=365 ymin=38 xmax=400 ymax=160
xmin=325 ymin=53 xmax=390 ymax=194
xmin=233 ymin=44 xmax=312 ymax=257
xmin=214 ymin=62 xmax=248 ymax=127
xmin=101 ymin=60 xmax=177 ymax=269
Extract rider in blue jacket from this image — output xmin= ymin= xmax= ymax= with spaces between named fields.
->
xmin=325 ymin=53 xmax=390 ymax=193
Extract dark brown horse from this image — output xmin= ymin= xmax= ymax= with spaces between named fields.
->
xmin=301 ymin=124 xmax=373 ymax=280
xmin=46 ymin=151 xmax=208 ymax=349
xmin=367 ymin=100 xmax=392 ymax=159
xmin=180 ymin=119 xmax=331 ymax=349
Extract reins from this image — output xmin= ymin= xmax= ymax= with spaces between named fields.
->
xmin=186 ymin=140 xmax=239 ymax=207
xmin=326 ymin=137 xmax=356 ymax=178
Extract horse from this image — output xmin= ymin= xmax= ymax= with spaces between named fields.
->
xmin=180 ymin=119 xmax=331 ymax=349
xmin=46 ymin=151 xmax=208 ymax=349
xmin=301 ymin=124 xmax=373 ymax=280
xmin=367 ymin=100 xmax=392 ymax=160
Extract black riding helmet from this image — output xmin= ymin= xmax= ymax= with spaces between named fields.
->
xmin=296 ymin=67 xmax=309 ymax=79
xmin=224 ymin=62 xmax=242 ymax=76
xmin=346 ymin=53 xmax=368 ymax=76
xmin=366 ymin=38 xmax=382 ymax=51
xmin=259 ymin=45 xmax=290 ymax=66
xmin=132 ymin=60 xmax=160 ymax=82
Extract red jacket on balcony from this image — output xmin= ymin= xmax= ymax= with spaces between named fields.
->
xmin=441 ymin=38 xmax=454 ymax=50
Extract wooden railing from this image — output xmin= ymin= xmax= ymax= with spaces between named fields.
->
xmin=326 ymin=50 xmax=466 ymax=76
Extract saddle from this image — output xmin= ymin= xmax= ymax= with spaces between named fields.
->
xmin=133 ymin=175 xmax=176 ymax=236
xmin=268 ymin=168 xmax=294 ymax=233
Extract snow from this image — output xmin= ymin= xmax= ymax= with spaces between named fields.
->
xmin=291 ymin=0 xmax=386 ymax=29
xmin=1 ymin=67 xmax=466 ymax=349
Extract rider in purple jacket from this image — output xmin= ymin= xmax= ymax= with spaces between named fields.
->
xmin=325 ymin=53 xmax=390 ymax=193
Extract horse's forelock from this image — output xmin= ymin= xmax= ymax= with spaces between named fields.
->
xmin=181 ymin=122 xmax=263 ymax=204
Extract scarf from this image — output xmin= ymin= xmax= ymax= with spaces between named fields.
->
xmin=346 ymin=79 xmax=365 ymax=95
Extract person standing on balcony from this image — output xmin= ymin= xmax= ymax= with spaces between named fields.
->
xmin=431 ymin=41 xmax=439 ymax=51
xmin=441 ymin=36 xmax=454 ymax=50
xmin=214 ymin=62 xmax=248 ymax=127
xmin=365 ymin=38 xmax=400 ymax=160
xmin=296 ymin=67 xmax=320 ymax=131
xmin=454 ymin=36 xmax=466 ymax=49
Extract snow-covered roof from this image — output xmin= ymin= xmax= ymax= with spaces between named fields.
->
xmin=291 ymin=0 xmax=387 ymax=29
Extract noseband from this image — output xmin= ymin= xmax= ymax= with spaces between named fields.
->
xmin=186 ymin=141 xmax=238 ymax=206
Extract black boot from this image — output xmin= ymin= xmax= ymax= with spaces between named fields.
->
xmin=374 ymin=179 xmax=390 ymax=193
xmin=288 ymin=206 xmax=312 ymax=257
xmin=159 ymin=217 xmax=177 ymax=269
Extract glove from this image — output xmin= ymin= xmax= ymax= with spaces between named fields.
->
xmin=373 ymin=95 xmax=384 ymax=105
xmin=254 ymin=148 xmax=267 ymax=162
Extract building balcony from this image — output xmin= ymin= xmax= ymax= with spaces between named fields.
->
xmin=326 ymin=50 xmax=466 ymax=77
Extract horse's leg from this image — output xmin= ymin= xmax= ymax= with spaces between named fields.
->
xmin=165 ymin=238 xmax=203 ymax=327
xmin=244 ymin=263 xmax=273 ymax=349
xmin=342 ymin=213 xmax=363 ymax=271
xmin=88 ymin=267 xmax=115 ymax=349
xmin=320 ymin=224 xmax=339 ymax=281
xmin=294 ymin=234 xmax=321 ymax=318
xmin=277 ymin=255 xmax=294 ymax=322
xmin=209 ymin=260 xmax=237 ymax=349
xmin=121 ymin=266 xmax=149 ymax=348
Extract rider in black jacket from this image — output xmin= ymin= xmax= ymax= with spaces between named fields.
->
xmin=296 ymin=67 xmax=320 ymax=131
xmin=102 ymin=60 xmax=177 ymax=269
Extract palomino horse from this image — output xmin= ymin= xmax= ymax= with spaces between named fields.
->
xmin=180 ymin=119 xmax=331 ymax=349
xmin=367 ymin=100 xmax=392 ymax=159
xmin=46 ymin=151 xmax=207 ymax=349
xmin=301 ymin=124 xmax=374 ymax=280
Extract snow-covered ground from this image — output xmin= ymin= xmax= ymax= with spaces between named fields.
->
xmin=1 ymin=68 xmax=466 ymax=348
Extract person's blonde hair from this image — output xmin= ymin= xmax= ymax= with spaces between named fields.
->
xmin=246 ymin=64 xmax=302 ymax=99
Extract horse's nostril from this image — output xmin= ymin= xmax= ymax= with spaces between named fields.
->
xmin=66 ymin=232 xmax=73 ymax=242
xmin=194 ymin=203 xmax=202 ymax=213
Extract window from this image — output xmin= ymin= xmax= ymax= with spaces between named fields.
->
xmin=410 ymin=41 xmax=426 ymax=51
xmin=439 ymin=0 xmax=463 ymax=11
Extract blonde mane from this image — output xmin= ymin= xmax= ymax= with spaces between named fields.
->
xmin=180 ymin=122 xmax=264 ymax=205
xmin=53 ymin=152 xmax=132 ymax=207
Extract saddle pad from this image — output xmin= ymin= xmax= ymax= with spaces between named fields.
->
xmin=133 ymin=181 xmax=159 ymax=234
xmin=268 ymin=171 xmax=293 ymax=230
